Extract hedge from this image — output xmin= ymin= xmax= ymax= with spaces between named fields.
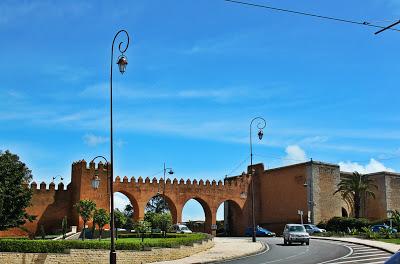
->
xmin=0 ymin=233 xmax=208 ymax=253
xmin=117 ymin=233 xmax=186 ymax=239
xmin=326 ymin=217 xmax=370 ymax=232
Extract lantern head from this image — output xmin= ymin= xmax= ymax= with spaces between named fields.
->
xmin=117 ymin=55 xmax=128 ymax=74
xmin=258 ymin=129 xmax=264 ymax=140
xmin=91 ymin=174 xmax=100 ymax=189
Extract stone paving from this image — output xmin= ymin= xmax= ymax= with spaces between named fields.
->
xmin=150 ymin=237 xmax=265 ymax=264
xmin=312 ymin=236 xmax=400 ymax=253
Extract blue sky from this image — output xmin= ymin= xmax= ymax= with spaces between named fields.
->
xmin=1 ymin=0 xmax=400 ymax=221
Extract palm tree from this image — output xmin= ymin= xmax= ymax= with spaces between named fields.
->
xmin=334 ymin=171 xmax=377 ymax=218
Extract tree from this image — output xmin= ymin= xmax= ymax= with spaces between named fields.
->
xmin=157 ymin=212 xmax=172 ymax=237
xmin=135 ymin=220 xmax=151 ymax=242
xmin=144 ymin=211 xmax=158 ymax=230
xmin=0 ymin=150 xmax=35 ymax=231
xmin=145 ymin=194 xmax=169 ymax=213
xmin=114 ymin=209 xmax=127 ymax=240
xmin=74 ymin=199 xmax=96 ymax=240
xmin=391 ymin=210 xmax=400 ymax=230
xmin=93 ymin=208 xmax=110 ymax=240
xmin=334 ymin=171 xmax=377 ymax=218
xmin=123 ymin=204 xmax=135 ymax=231
xmin=62 ymin=216 xmax=68 ymax=239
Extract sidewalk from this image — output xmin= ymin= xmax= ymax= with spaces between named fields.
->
xmin=150 ymin=237 xmax=266 ymax=264
xmin=312 ymin=236 xmax=400 ymax=253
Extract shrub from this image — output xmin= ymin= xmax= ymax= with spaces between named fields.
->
xmin=326 ymin=217 xmax=370 ymax=232
xmin=316 ymin=220 xmax=327 ymax=230
xmin=0 ymin=233 xmax=208 ymax=253
xmin=361 ymin=227 xmax=377 ymax=239
xmin=118 ymin=233 xmax=180 ymax=239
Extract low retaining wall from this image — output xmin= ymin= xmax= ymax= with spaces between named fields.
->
xmin=0 ymin=239 xmax=214 ymax=264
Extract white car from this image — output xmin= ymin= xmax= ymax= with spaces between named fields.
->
xmin=283 ymin=224 xmax=310 ymax=245
xmin=172 ymin=224 xmax=193 ymax=234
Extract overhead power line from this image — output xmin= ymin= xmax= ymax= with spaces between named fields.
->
xmin=223 ymin=0 xmax=400 ymax=33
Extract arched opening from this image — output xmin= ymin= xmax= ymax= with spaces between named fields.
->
xmin=145 ymin=194 xmax=178 ymax=225
xmin=342 ymin=207 xmax=348 ymax=217
xmin=114 ymin=191 xmax=139 ymax=231
xmin=217 ymin=200 xmax=243 ymax=236
xmin=182 ymin=198 xmax=212 ymax=233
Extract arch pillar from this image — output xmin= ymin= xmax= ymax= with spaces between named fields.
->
xmin=205 ymin=207 xmax=217 ymax=236
xmin=175 ymin=204 xmax=183 ymax=224
xmin=137 ymin=201 xmax=146 ymax=221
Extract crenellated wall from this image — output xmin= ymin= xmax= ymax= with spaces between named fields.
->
xmin=5 ymin=181 xmax=72 ymax=237
xmin=2 ymin=159 xmax=399 ymax=237
xmin=1 ymin=159 xmax=249 ymax=237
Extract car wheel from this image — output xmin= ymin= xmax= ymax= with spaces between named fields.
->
xmin=306 ymin=240 xmax=310 ymax=246
xmin=301 ymin=242 xmax=304 ymax=245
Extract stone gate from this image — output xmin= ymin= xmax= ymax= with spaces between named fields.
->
xmin=8 ymin=160 xmax=252 ymax=237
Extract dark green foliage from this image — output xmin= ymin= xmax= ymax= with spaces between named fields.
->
xmin=0 ymin=233 xmax=208 ymax=253
xmin=157 ymin=213 xmax=172 ymax=237
xmin=326 ymin=217 xmax=370 ymax=232
xmin=40 ymin=225 xmax=46 ymax=239
xmin=316 ymin=220 xmax=327 ymax=230
xmin=118 ymin=233 xmax=186 ymax=239
xmin=0 ymin=150 xmax=35 ymax=231
xmin=123 ymin=204 xmax=135 ymax=231
xmin=62 ymin=216 xmax=68 ymax=239
xmin=93 ymin=208 xmax=110 ymax=240
xmin=135 ymin=221 xmax=151 ymax=242
xmin=74 ymin=200 xmax=96 ymax=241
xmin=391 ymin=210 xmax=400 ymax=230
xmin=334 ymin=171 xmax=377 ymax=218
xmin=144 ymin=212 xmax=172 ymax=237
xmin=114 ymin=209 xmax=127 ymax=229
xmin=114 ymin=209 xmax=127 ymax=240
xmin=145 ymin=194 xmax=169 ymax=213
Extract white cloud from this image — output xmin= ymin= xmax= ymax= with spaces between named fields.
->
xmin=339 ymin=158 xmax=394 ymax=174
xmin=83 ymin=134 xmax=108 ymax=147
xmin=283 ymin=145 xmax=308 ymax=165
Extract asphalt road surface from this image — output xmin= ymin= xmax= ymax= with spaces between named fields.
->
xmin=223 ymin=237 xmax=393 ymax=264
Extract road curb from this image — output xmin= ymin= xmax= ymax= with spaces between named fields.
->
xmin=312 ymin=236 xmax=397 ymax=254
xmin=203 ymin=240 xmax=269 ymax=263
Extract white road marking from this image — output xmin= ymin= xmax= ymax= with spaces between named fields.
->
xmin=329 ymin=256 xmax=391 ymax=263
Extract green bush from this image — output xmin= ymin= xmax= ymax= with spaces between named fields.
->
xmin=326 ymin=217 xmax=370 ymax=232
xmin=118 ymin=233 xmax=180 ymax=239
xmin=0 ymin=233 xmax=208 ymax=253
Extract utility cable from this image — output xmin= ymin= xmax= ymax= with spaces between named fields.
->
xmin=223 ymin=0 xmax=400 ymax=32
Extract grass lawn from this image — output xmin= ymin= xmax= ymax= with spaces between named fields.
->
xmin=378 ymin=238 xmax=400 ymax=245
xmin=0 ymin=233 xmax=209 ymax=253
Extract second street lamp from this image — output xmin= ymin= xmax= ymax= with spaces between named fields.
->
xmin=109 ymin=29 xmax=130 ymax=264
xmin=249 ymin=116 xmax=266 ymax=243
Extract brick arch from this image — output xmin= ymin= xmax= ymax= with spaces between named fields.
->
xmin=143 ymin=194 xmax=178 ymax=224
xmin=216 ymin=199 xmax=244 ymax=236
xmin=114 ymin=190 xmax=140 ymax=221
xmin=15 ymin=160 xmax=251 ymax=236
xmin=181 ymin=197 xmax=214 ymax=234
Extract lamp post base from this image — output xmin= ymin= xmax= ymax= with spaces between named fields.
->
xmin=110 ymin=251 xmax=117 ymax=264
xmin=252 ymin=234 xmax=256 ymax=242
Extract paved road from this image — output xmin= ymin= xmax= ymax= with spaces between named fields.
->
xmin=222 ymin=237 xmax=393 ymax=264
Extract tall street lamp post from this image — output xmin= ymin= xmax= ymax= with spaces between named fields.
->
xmin=109 ymin=29 xmax=130 ymax=264
xmin=249 ymin=117 xmax=266 ymax=243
